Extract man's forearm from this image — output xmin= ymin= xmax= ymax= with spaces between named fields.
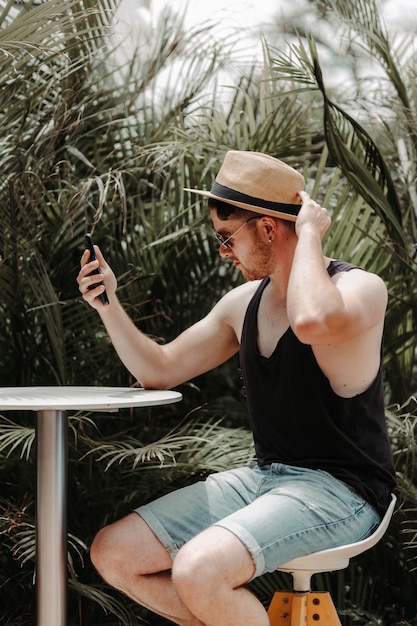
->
xmin=287 ymin=227 xmax=342 ymax=342
xmin=98 ymin=297 xmax=168 ymax=389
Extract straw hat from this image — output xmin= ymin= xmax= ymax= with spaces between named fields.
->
xmin=185 ymin=150 xmax=304 ymax=221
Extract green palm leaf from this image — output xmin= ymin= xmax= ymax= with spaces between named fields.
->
xmin=0 ymin=416 xmax=35 ymax=460
xmin=269 ymin=34 xmax=406 ymax=247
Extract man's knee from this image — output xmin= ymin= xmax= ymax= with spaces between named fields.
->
xmin=172 ymin=527 xmax=255 ymax=607
xmin=90 ymin=513 xmax=173 ymax=584
xmin=90 ymin=514 xmax=140 ymax=582
xmin=90 ymin=524 xmax=118 ymax=579
xmin=172 ymin=543 xmax=210 ymax=602
xmin=90 ymin=525 xmax=109 ymax=567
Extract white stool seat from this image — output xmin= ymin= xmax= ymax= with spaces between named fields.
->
xmin=277 ymin=493 xmax=396 ymax=591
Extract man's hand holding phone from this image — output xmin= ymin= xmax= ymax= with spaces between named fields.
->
xmin=79 ymin=233 xmax=110 ymax=307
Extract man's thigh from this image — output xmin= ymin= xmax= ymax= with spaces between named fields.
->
xmin=135 ymin=464 xmax=380 ymax=580
xmin=214 ymin=464 xmax=381 ymax=578
xmin=135 ymin=466 xmax=262 ymax=557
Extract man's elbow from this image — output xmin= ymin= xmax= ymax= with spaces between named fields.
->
xmin=292 ymin=311 xmax=348 ymax=345
xmin=292 ymin=317 xmax=321 ymax=344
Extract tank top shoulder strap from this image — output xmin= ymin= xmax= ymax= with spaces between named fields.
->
xmin=327 ymin=259 xmax=359 ymax=277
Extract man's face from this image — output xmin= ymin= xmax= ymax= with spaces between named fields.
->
xmin=210 ymin=211 xmax=275 ymax=281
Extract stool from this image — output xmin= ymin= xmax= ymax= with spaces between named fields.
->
xmin=268 ymin=494 xmax=396 ymax=626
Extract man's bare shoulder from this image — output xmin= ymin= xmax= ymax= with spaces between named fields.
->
xmin=213 ymin=280 xmax=262 ymax=339
xmin=332 ymin=267 xmax=388 ymax=317
xmin=219 ymin=280 xmax=262 ymax=307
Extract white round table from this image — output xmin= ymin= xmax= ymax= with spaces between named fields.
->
xmin=0 ymin=386 xmax=182 ymax=626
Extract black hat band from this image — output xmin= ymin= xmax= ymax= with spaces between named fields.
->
xmin=210 ymin=181 xmax=301 ymax=215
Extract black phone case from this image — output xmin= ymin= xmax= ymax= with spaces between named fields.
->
xmin=85 ymin=233 xmax=109 ymax=305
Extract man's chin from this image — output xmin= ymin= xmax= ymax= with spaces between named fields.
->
xmin=241 ymin=268 xmax=268 ymax=282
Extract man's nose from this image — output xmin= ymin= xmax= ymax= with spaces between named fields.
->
xmin=218 ymin=243 xmax=230 ymax=258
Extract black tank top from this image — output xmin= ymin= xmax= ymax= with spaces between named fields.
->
xmin=240 ymin=260 xmax=397 ymax=515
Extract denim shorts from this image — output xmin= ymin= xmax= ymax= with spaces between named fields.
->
xmin=135 ymin=463 xmax=381 ymax=580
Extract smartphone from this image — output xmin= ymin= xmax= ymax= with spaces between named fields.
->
xmin=85 ymin=233 xmax=109 ymax=305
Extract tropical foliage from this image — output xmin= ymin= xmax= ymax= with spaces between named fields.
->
xmin=0 ymin=0 xmax=416 ymax=624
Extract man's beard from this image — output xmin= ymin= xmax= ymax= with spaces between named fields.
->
xmin=239 ymin=241 xmax=275 ymax=281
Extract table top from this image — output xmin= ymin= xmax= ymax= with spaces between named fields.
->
xmin=0 ymin=386 xmax=182 ymax=411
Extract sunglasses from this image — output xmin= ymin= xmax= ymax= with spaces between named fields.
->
xmin=214 ymin=216 xmax=260 ymax=249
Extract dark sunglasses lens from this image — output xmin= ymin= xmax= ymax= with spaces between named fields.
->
xmin=215 ymin=233 xmax=229 ymax=247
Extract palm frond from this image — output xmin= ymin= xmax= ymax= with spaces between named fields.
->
xmin=269 ymin=34 xmax=406 ymax=247
xmin=0 ymin=416 xmax=35 ymax=460
xmin=385 ymin=398 xmax=417 ymax=567
xmin=84 ymin=417 xmax=254 ymax=473
xmin=69 ymin=578 xmax=136 ymax=625
xmin=325 ymin=0 xmax=411 ymax=112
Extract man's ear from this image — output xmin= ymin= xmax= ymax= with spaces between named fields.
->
xmin=258 ymin=217 xmax=277 ymax=243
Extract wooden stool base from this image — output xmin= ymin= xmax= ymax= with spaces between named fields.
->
xmin=268 ymin=590 xmax=342 ymax=626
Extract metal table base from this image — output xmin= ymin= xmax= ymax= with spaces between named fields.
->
xmin=36 ymin=410 xmax=67 ymax=625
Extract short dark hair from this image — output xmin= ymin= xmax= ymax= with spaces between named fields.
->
xmin=208 ymin=198 xmax=295 ymax=232
xmin=208 ymin=198 xmax=258 ymax=221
